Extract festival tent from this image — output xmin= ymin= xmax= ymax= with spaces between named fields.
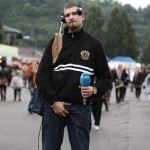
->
xmin=110 ymin=56 xmax=136 ymax=62
xmin=106 ymin=56 xmax=111 ymax=62
xmin=108 ymin=56 xmax=137 ymax=69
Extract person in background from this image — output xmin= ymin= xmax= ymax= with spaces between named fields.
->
xmin=121 ymin=66 xmax=130 ymax=101
xmin=28 ymin=61 xmax=39 ymax=93
xmin=92 ymin=89 xmax=110 ymax=130
xmin=133 ymin=67 xmax=145 ymax=100
xmin=22 ymin=63 xmax=28 ymax=88
xmin=24 ymin=63 xmax=32 ymax=89
xmin=129 ymin=68 xmax=135 ymax=92
xmin=91 ymin=77 xmax=110 ymax=130
xmin=143 ymin=65 xmax=150 ymax=101
xmin=113 ymin=64 xmax=128 ymax=103
xmin=0 ymin=66 xmax=9 ymax=101
xmin=10 ymin=69 xmax=24 ymax=101
xmin=28 ymin=61 xmax=39 ymax=113
xmin=36 ymin=3 xmax=112 ymax=150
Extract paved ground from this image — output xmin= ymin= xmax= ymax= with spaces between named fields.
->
xmin=0 ymin=86 xmax=150 ymax=150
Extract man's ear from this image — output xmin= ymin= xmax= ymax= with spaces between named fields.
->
xmin=82 ymin=14 xmax=85 ymax=21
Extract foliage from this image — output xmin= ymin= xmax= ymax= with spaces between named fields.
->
xmin=0 ymin=0 xmax=150 ymax=64
xmin=84 ymin=1 xmax=104 ymax=40
xmin=141 ymin=36 xmax=150 ymax=65
xmin=0 ymin=22 xmax=3 ymax=43
xmin=106 ymin=6 xmax=138 ymax=59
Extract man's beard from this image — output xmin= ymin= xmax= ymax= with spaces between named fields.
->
xmin=68 ymin=22 xmax=79 ymax=32
xmin=70 ymin=26 xmax=77 ymax=31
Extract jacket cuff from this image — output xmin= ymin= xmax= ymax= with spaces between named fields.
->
xmin=45 ymin=95 xmax=57 ymax=106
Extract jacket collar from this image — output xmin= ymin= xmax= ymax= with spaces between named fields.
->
xmin=64 ymin=27 xmax=84 ymax=38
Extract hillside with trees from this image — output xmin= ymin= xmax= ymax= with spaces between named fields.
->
xmin=0 ymin=0 xmax=150 ymax=64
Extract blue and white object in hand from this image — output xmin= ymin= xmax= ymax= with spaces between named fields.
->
xmin=80 ymin=72 xmax=91 ymax=105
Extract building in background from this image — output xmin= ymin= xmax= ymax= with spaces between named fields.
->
xmin=1 ymin=25 xmax=42 ymax=66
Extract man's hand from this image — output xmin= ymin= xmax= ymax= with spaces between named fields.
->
xmin=52 ymin=101 xmax=71 ymax=117
xmin=79 ymin=86 xmax=94 ymax=98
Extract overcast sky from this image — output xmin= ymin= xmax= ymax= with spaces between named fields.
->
xmin=115 ymin=0 xmax=150 ymax=9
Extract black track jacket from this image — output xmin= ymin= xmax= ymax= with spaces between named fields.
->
xmin=36 ymin=27 xmax=112 ymax=105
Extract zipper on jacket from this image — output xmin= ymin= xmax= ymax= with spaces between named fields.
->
xmin=71 ymin=32 xmax=74 ymax=38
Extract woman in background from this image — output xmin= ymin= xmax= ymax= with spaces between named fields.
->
xmin=10 ymin=69 xmax=24 ymax=101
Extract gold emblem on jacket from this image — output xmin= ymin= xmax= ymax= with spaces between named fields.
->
xmin=80 ymin=50 xmax=90 ymax=60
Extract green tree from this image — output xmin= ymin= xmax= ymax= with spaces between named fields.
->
xmin=84 ymin=1 xmax=104 ymax=40
xmin=105 ymin=6 xmax=138 ymax=59
xmin=0 ymin=22 xmax=3 ymax=43
xmin=1 ymin=0 xmax=150 ymax=52
xmin=9 ymin=35 xmax=16 ymax=45
xmin=141 ymin=36 xmax=150 ymax=65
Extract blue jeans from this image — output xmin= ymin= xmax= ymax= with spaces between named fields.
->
xmin=42 ymin=102 xmax=91 ymax=150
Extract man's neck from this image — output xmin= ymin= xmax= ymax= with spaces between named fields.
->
xmin=68 ymin=25 xmax=82 ymax=33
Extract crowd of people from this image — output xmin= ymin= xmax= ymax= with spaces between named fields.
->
xmin=0 ymin=60 xmax=150 ymax=129
xmin=111 ymin=64 xmax=150 ymax=102
xmin=91 ymin=63 xmax=150 ymax=130
xmin=0 ymin=61 xmax=150 ymax=150
xmin=0 ymin=61 xmax=39 ymax=102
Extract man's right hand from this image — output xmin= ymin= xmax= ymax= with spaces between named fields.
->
xmin=52 ymin=101 xmax=71 ymax=117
